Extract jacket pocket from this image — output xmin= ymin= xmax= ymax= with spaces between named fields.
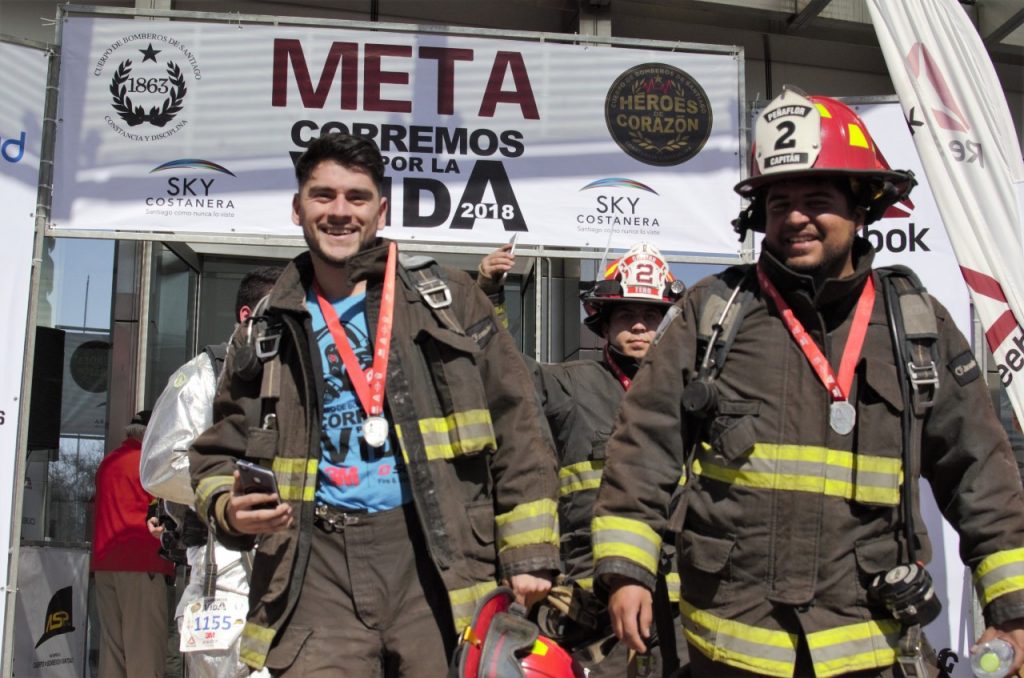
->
xmin=590 ymin=426 xmax=612 ymax=461
xmin=245 ymin=428 xmax=279 ymax=460
xmin=679 ymin=528 xmax=735 ymax=605
xmin=854 ymin=358 xmax=905 ymax=506
xmin=264 ymin=625 xmax=313 ymax=671
xmin=861 ymin=357 xmax=904 ymax=413
xmin=707 ymin=398 xmax=761 ymax=461
xmin=462 ymin=502 xmax=498 ymax=581
xmin=468 ymin=502 xmax=496 ymax=547
xmin=416 ymin=325 xmax=497 ymax=459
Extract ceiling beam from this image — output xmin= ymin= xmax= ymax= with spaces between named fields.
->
xmin=983 ymin=7 xmax=1024 ymax=47
xmin=787 ymin=0 xmax=833 ymax=33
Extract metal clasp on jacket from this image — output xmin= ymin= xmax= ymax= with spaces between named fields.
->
xmin=314 ymin=503 xmax=363 ymax=532
xmin=415 ymin=279 xmax=452 ymax=309
xmin=907 ymin=360 xmax=938 ymax=408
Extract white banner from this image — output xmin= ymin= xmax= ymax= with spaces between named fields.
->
xmin=0 ymin=40 xmax=48 ymax=666
xmin=12 ymin=545 xmax=90 ymax=677
xmin=867 ymin=0 xmax=1024 ymax=426
xmin=858 ymin=102 xmax=972 ymax=335
xmin=868 ymin=2 xmax=1024 ymax=673
xmin=52 ymin=17 xmax=742 ymax=253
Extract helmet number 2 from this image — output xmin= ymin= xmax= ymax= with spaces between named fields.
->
xmin=774 ymin=121 xmax=797 ymax=150
xmin=633 ymin=262 xmax=655 ymax=285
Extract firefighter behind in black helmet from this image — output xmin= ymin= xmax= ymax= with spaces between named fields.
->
xmin=478 ymin=241 xmax=686 ymax=676
xmin=592 ymin=85 xmax=1024 ymax=677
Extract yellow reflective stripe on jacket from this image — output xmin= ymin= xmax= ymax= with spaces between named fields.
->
xmin=591 ymin=516 xmax=661 ymax=576
xmin=559 ymin=460 xmax=603 ymax=496
xmin=238 ymin=621 xmax=276 ymax=669
xmin=975 ymin=548 xmax=1024 ymax=606
xmin=574 ymin=577 xmax=594 ymax=591
xmin=496 ymin=498 xmax=559 ymax=553
xmin=271 ymin=457 xmax=317 ymax=502
xmin=681 ymin=598 xmax=900 ymax=678
xmin=695 ymin=442 xmax=902 ymax=505
xmin=806 ymin=618 xmax=900 ymax=677
xmin=449 ymin=581 xmax=499 ymax=631
xmin=680 ymin=599 xmax=796 ymax=677
xmin=666 ymin=572 xmax=680 ymax=603
xmin=195 ymin=475 xmax=234 ymax=517
xmin=396 ymin=409 xmax=497 ymax=461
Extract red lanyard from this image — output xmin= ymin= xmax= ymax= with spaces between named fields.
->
xmin=313 ymin=242 xmax=397 ymax=418
xmin=756 ymin=264 xmax=875 ymax=403
xmin=604 ymin=344 xmax=632 ymax=391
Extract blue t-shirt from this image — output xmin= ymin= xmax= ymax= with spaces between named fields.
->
xmin=307 ymin=290 xmax=410 ymax=511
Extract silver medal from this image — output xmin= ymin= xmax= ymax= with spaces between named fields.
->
xmin=829 ymin=401 xmax=856 ymax=436
xmin=362 ymin=415 xmax=389 ymax=448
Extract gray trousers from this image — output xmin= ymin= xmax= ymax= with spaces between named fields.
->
xmin=94 ymin=570 xmax=170 ymax=678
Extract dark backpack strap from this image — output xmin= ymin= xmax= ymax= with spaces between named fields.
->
xmin=877 ymin=265 xmax=940 ymax=564
xmin=877 ymin=265 xmax=940 ymax=417
xmin=695 ymin=267 xmax=755 ymax=381
xmin=652 ymin=572 xmax=680 ymax=677
xmin=203 ymin=342 xmax=228 ymax=379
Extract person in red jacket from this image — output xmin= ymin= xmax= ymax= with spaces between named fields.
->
xmin=91 ymin=410 xmax=174 ymax=678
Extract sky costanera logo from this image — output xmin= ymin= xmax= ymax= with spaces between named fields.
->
xmin=93 ymin=33 xmax=201 ymax=142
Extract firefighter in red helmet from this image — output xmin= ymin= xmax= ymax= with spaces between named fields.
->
xmin=593 ymin=86 xmax=1024 ymax=677
xmin=478 ymin=241 xmax=685 ymax=676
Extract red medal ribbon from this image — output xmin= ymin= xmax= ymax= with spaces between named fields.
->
xmin=604 ymin=344 xmax=632 ymax=391
xmin=314 ymin=242 xmax=397 ymax=419
xmin=756 ymin=264 xmax=875 ymax=403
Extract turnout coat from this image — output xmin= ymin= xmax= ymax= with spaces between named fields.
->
xmin=593 ymin=242 xmax=1024 ymax=677
xmin=190 ymin=240 xmax=560 ymax=670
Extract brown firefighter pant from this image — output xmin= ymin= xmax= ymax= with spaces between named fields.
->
xmin=266 ymin=503 xmax=456 ymax=677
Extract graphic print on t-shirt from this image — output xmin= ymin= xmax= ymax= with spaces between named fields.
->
xmin=307 ymin=291 xmax=410 ymax=511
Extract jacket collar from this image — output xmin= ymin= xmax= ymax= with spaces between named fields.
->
xmin=758 ymin=236 xmax=875 ymax=311
xmin=268 ymin=238 xmax=393 ymax=314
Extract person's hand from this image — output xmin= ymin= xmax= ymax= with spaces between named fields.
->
xmin=607 ymin=576 xmax=653 ymax=653
xmin=974 ymin=618 xmax=1024 ymax=675
xmin=477 ymin=244 xmax=515 ymax=294
xmin=225 ymin=470 xmax=293 ymax=535
xmin=146 ymin=516 xmax=164 ymax=541
xmin=508 ymin=571 xmax=553 ymax=609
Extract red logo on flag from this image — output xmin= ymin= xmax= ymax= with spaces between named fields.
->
xmin=961 ymin=266 xmax=1023 ymax=350
xmin=906 ymin=43 xmax=971 ymax=133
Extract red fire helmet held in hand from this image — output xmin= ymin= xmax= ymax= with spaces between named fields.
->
xmin=448 ymin=588 xmax=585 ymax=678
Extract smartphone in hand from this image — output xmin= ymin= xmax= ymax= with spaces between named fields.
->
xmin=235 ymin=459 xmax=281 ymax=510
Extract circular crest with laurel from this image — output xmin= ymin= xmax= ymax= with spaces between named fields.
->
xmin=109 ymin=59 xmax=188 ymax=128
xmin=604 ymin=63 xmax=712 ymax=166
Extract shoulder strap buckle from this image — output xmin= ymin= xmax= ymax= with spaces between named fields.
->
xmin=907 ymin=360 xmax=938 ymax=391
xmin=907 ymin=357 xmax=939 ymax=412
xmin=415 ymin=277 xmax=453 ymax=310
xmin=255 ymin=330 xmax=281 ymax=360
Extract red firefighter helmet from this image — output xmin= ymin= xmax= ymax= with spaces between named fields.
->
xmin=448 ymin=588 xmax=585 ymax=678
xmin=732 ymin=86 xmax=915 ymax=235
xmin=580 ymin=242 xmax=684 ymax=336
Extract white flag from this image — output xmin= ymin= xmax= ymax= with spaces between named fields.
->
xmin=867 ymin=0 xmax=1024 ymax=424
